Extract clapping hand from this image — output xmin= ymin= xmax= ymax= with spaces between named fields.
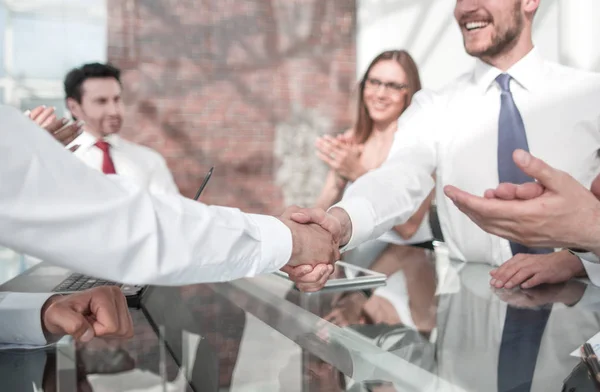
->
xmin=26 ymin=105 xmax=84 ymax=151
xmin=316 ymin=135 xmax=366 ymax=181
xmin=444 ymin=149 xmax=600 ymax=253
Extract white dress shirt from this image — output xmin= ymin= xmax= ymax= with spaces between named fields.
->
xmin=73 ymin=130 xmax=179 ymax=195
xmin=335 ymin=48 xmax=600 ymax=282
xmin=0 ymin=105 xmax=293 ymax=344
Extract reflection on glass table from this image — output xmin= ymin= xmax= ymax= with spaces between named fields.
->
xmin=2 ymin=244 xmax=600 ymax=391
xmin=0 ymin=246 xmax=41 ymax=285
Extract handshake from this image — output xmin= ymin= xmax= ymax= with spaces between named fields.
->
xmin=277 ymin=206 xmax=352 ymax=292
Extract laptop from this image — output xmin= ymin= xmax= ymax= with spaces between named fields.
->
xmin=0 ymin=262 xmax=145 ymax=307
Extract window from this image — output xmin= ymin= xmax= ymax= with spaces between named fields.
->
xmin=0 ymin=0 xmax=106 ymax=112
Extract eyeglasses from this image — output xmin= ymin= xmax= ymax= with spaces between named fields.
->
xmin=364 ymin=77 xmax=408 ymax=96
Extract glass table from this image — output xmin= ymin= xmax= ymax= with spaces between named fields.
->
xmin=2 ymin=244 xmax=600 ymax=391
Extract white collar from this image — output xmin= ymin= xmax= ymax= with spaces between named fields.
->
xmin=77 ymin=131 xmax=123 ymax=152
xmin=472 ymin=47 xmax=544 ymax=93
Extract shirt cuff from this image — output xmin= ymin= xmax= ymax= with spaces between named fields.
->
xmin=579 ymin=252 xmax=600 ymax=286
xmin=248 ymin=214 xmax=293 ymax=273
xmin=574 ymin=284 xmax=600 ymax=309
xmin=330 ymin=197 xmax=376 ymax=252
xmin=0 ymin=293 xmax=54 ymax=345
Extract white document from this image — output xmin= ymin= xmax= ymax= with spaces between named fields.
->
xmin=570 ymin=331 xmax=600 ymax=357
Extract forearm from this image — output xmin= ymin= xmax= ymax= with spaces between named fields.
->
xmin=330 ymin=163 xmax=435 ymax=251
xmin=4 ymin=188 xmax=293 ymax=285
xmin=314 ymin=171 xmax=346 ymax=210
xmin=0 ymin=106 xmax=293 ymax=285
xmin=329 ymin=92 xmax=437 ymax=251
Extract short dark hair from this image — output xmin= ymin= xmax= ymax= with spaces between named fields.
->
xmin=64 ymin=63 xmax=121 ymax=103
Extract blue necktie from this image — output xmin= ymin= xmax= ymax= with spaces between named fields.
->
xmin=496 ymin=73 xmax=552 ymax=392
xmin=496 ymin=73 xmax=550 ymax=256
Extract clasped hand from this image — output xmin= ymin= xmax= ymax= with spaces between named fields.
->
xmin=278 ymin=206 xmax=348 ymax=292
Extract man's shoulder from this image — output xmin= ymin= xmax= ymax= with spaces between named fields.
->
xmin=411 ymin=73 xmax=471 ymax=107
xmin=543 ymin=60 xmax=600 ymax=83
xmin=117 ymin=137 xmax=168 ymax=164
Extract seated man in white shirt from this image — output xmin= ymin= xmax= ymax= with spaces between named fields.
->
xmin=3 ymin=286 xmax=133 ymax=345
xmin=290 ymin=0 xmax=600 ymax=289
xmin=64 ymin=62 xmax=179 ymax=194
xmin=445 ymin=149 xmax=600 ymax=287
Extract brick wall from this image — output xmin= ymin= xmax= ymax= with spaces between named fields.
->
xmin=107 ymin=0 xmax=356 ymax=214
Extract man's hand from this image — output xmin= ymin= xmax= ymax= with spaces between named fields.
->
xmin=278 ymin=206 xmax=340 ymax=292
xmin=494 ymin=280 xmax=586 ymax=308
xmin=280 ymin=206 xmax=341 ymax=267
xmin=26 ymin=106 xmax=84 ymax=150
xmin=289 ymin=206 xmax=352 ymax=247
xmin=324 ymin=291 xmax=369 ymax=327
xmin=484 ymin=168 xmax=600 ymax=202
xmin=483 ymin=181 xmax=544 ymax=201
xmin=489 ymin=250 xmax=585 ymax=290
xmin=444 ymin=149 xmax=600 ymax=253
xmin=41 ymin=286 xmax=134 ymax=343
xmin=280 ymin=206 xmax=356 ymax=292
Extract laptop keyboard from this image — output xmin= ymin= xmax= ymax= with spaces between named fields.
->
xmin=52 ymin=273 xmax=121 ymax=292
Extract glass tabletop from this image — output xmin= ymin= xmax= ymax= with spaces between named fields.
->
xmin=3 ymin=243 xmax=600 ymax=391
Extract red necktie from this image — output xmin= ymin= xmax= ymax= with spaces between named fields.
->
xmin=94 ymin=140 xmax=117 ymax=174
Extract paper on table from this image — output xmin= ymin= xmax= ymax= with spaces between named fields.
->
xmin=570 ymin=331 xmax=600 ymax=357
xmin=0 ymin=335 xmax=71 ymax=350
xmin=0 ymin=343 xmax=53 ymax=350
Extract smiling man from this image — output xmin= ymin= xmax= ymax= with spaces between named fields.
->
xmin=290 ymin=0 xmax=600 ymax=291
xmin=64 ymin=63 xmax=179 ymax=195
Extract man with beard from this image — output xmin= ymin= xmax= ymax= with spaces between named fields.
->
xmin=291 ymin=0 xmax=600 ymax=290
xmin=64 ymin=63 xmax=179 ymax=194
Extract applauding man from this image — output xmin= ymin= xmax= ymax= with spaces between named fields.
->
xmin=288 ymin=0 xmax=600 ymax=291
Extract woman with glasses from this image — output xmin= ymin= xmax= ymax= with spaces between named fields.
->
xmin=314 ymin=50 xmax=435 ymax=272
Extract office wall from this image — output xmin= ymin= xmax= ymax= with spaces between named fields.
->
xmin=107 ymin=0 xmax=356 ymax=213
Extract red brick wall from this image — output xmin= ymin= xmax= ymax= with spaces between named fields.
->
xmin=107 ymin=0 xmax=356 ymax=214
